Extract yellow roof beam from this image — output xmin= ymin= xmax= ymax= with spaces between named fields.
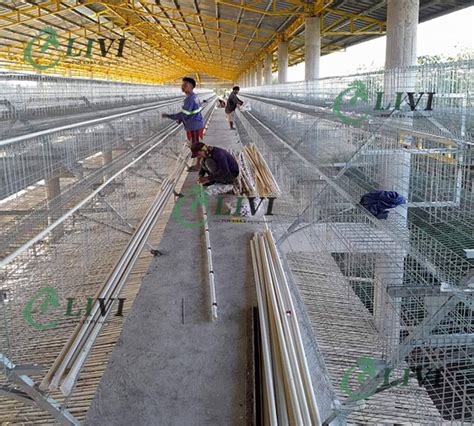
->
xmin=133 ymin=21 xmax=262 ymax=51
xmin=240 ymin=0 xmax=334 ymax=73
xmin=98 ymin=3 xmax=236 ymax=81
xmin=0 ymin=0 xmax=97 ymax=31
xmin=324 ymin=30 xmax=384 ymax=36
xmin=1 ymin=15 xmax=186 ymax=75
xmin=1 ymin=43 xmax=182 ymax=82
xmin=244 ymin=1 xmax=385 ymax=76
xmin=98 ymin=3 xmax=196 ymax=72
xmin=325 ymin=8 xmax=386 ymax=26
xmin=97 ymin=1 xmax=272 ymax=42
xmin=0 ymin=52 xmax=182 ymax=83
xmin=215 ymin=0 xmax=305 ymax=16
xmin=0 ymin=2 xmax=194 ymax=80
xmin=264 ymin=16 xmax=305 ymax=56
xmin=322 ymin=8 xmax=385 ymax=35
xmin=93 ymin=1 xmax=257 ymax=78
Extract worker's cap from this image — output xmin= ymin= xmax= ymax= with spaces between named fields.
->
xmin=182 ymin=77 xmax=196 ymax=88
xmin=190 ymin=142 xmax=207 ymax=158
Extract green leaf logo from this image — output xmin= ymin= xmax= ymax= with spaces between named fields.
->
xmin=332 ymin=80 xmax=368 ymax=125
xmin=172 ymin=185 xmax=209 ymax=229
xmin=24 ymin=27 xmax=61 ymax=70
xmin=340 ymin=356 xmax=380 ymax=400
xmin=23 ymin=287 xmax=60 ymax=330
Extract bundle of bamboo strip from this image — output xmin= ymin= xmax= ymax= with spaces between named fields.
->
xmin=239 ymin=149 xmax=256 ymax=195
xmin=232 ymin=144 xmax=280 ymax=198
xmin=242 ymin=144 xmax=281 ymax=198
xmin=250 ymin=227 xmax=321 ymax=426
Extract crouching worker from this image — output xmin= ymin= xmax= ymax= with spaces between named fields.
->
xmin=191 ymin=143 xmax=239 ymax=186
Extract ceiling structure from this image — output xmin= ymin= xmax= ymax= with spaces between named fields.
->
xmin=0 ymin=0 xmax=471 ymax=85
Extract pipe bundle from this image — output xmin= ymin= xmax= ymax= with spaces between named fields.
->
xmin=236 ymin=144 xmax=281 ymax=198
xmin=250 ymin=228 xmax=320 ymax=426
xmin=40 ymin=153 xmax=188 ymax=396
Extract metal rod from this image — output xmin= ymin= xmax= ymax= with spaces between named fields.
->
xmin=0 ymin=98 xmax=183 ymax=147
xmin=0 ymin=123 xmax=180 ymax=268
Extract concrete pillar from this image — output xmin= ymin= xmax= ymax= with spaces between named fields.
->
xmin=278 ymin=40 xmax=288 ymax=84
xmin=264 ymin=52 xmax=273 ymax=85
xmin=256 ymin=60 xmax=263 ymax=86
xmin=249 ymin=67 xmax=256 ymax=87
xmin=46 ymin=176 xmax=63 ymax=239
xmin=385 ymin=0 xmax=419 ymax=69
xmin=304 ymin=15 xmax=321 ymax=81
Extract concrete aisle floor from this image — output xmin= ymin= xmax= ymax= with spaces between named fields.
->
xmin=86 ymin=107 xmax=262 ymax=426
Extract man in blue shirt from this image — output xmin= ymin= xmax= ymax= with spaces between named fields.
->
xmin=162 ymin=77 xmax=204 ymax=170
xmin=191 ymin=143 xmax=239 ymax=186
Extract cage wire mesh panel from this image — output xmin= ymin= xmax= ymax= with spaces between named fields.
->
xmin=0 ymin=72 xmax=188 ymax=139
xmin=0 ymin=77 xmax=214 ymax=422
xmin=239 ymin=60 xmax=473 ymax=424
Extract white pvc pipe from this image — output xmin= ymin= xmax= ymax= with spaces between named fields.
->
xmin=262 ymin=235 xmax=311 ymax=424
xmin=40 ymin=101 xmax=217 ymax=394
xmin=202 ymin=196 xmax=217 ymax=321
xmin=60 ymin=182 xmax=177 ymax=395
xmin=253 ymin=234 xmax=289 ymax=426
xmin=258 ymin=234 xmax=303 ymax=425
xmin=250 ymin=238 xmax=278 ymax=425
xmin=47 ymin=178 xmax=177 ymax=393
xmin=265 ymin=228 xmax=321 ymax=425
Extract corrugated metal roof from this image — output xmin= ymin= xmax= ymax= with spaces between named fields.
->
xmin=0 ymin=0 xmax=470 ymax=84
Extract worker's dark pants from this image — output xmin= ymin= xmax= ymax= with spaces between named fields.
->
xmin=201 ymin=158 xmax=238 ymax=185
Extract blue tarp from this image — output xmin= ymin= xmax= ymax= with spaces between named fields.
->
xmin=360 ymin=191 xmax=406 ymax=219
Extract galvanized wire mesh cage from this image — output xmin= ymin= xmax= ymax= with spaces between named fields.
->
xmin=239 ymin=60 xmax=473 ymax=424
xmin=0 ymin=75 xmax=214 ymax=422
